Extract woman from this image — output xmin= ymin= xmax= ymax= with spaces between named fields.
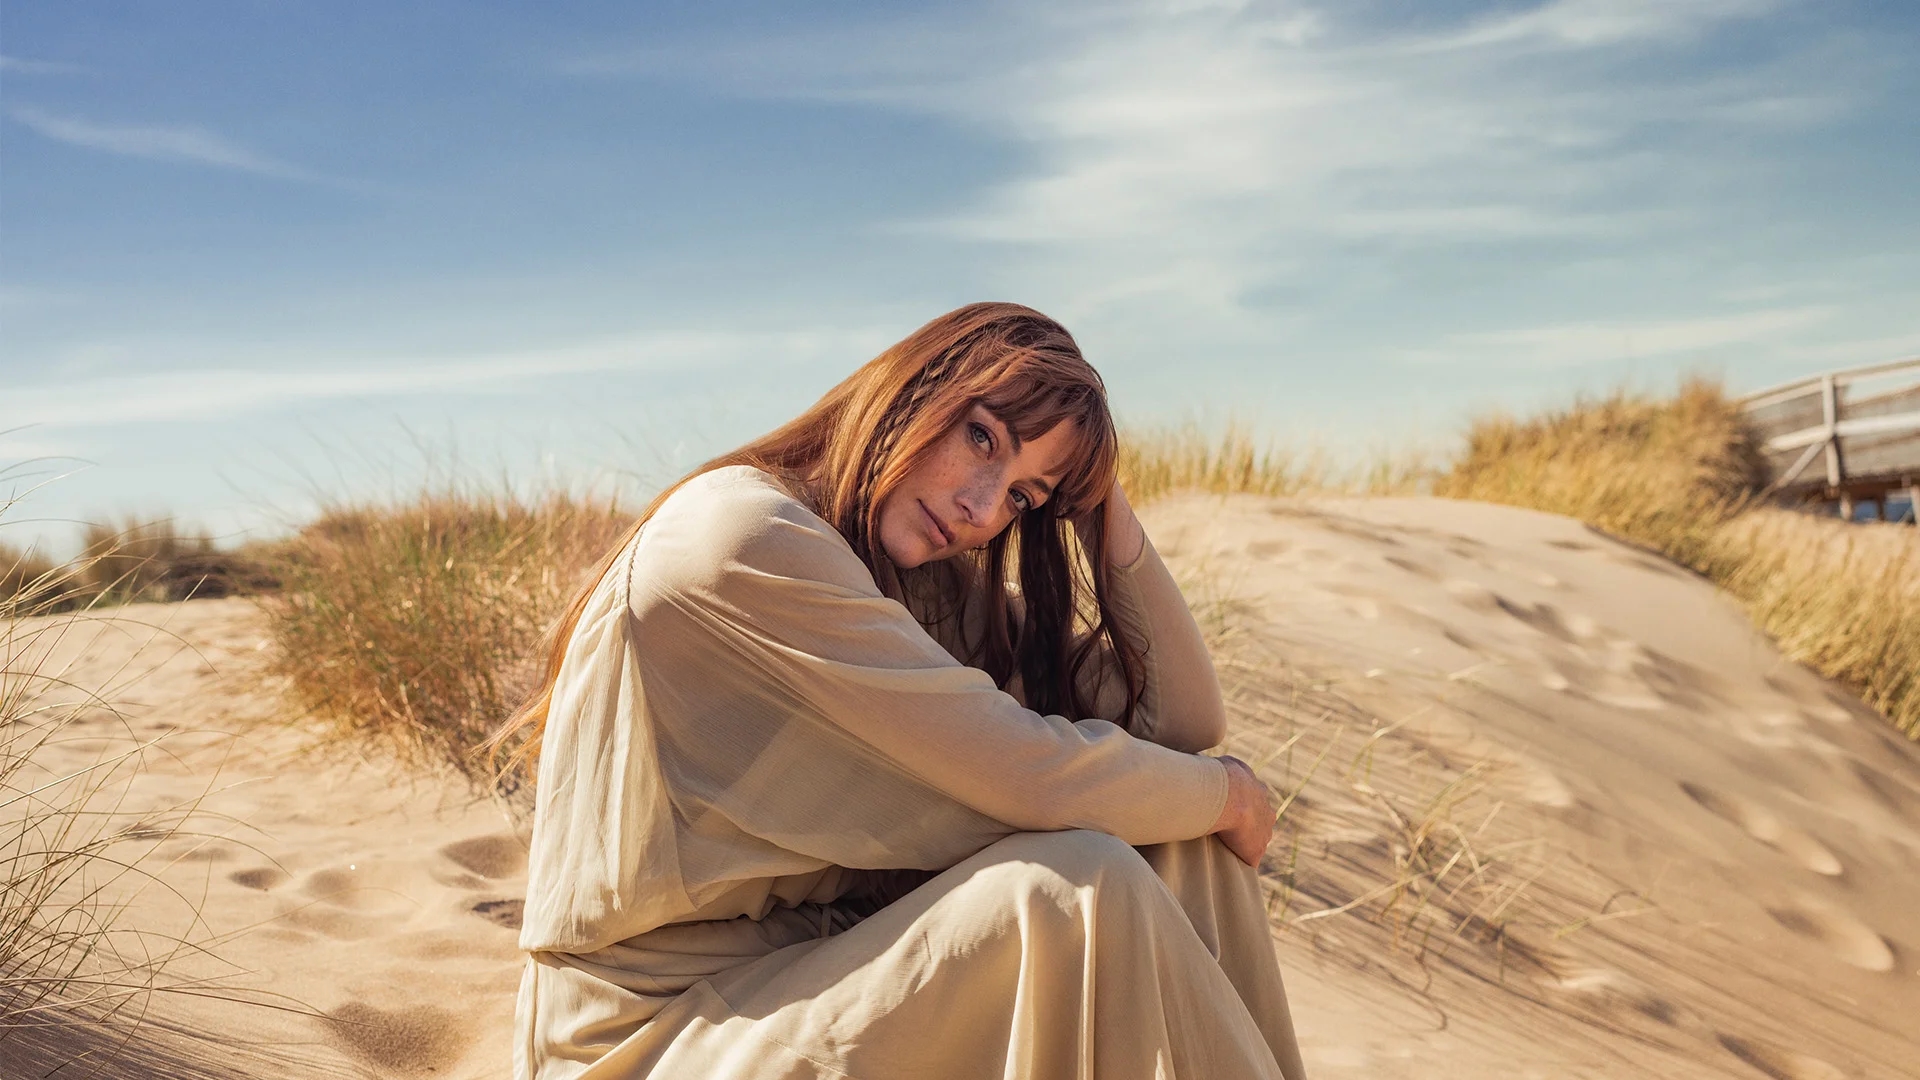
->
xmin=490 ymin=303 xmax=1308 ymax=1079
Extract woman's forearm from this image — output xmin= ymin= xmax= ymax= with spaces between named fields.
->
xmin=1099 ymin=482 xmax=1229 ymax=751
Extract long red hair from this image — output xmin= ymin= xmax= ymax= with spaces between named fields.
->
xmin=485 ymin=302 xmax=1142 ymax=777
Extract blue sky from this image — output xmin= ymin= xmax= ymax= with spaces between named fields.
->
xmin=4 ymin=1 xmax=1918 ymax=551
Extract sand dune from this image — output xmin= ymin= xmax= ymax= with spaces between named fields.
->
xmin=9 ymin=494 xmax=1917 ymax=1078
xmin=1150 ymin=494 xmax=1920 ymax=1080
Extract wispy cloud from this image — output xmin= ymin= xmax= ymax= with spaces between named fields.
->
xmin=1783 ymin=329 xmax=1920 ymax=371
xmin=3 ymin=327 xmax=887 ymax=431
xmin=1421 ymin=0 xmax=1780 ymax=53
xmin=7 ymin=106 xmax=320 ymax=180
xmin=570 ymin=0 xmax=1843 ymax=334
xmin=1399 ymin=306 xmax=1833 ymax=368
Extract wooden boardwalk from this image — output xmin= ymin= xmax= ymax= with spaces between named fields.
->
xmin=1740 ymin=357 xmax=1920 ymax=523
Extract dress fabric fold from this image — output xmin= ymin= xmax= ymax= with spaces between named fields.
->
xmin=515 ymin=466 xmax=1306 ymax=1079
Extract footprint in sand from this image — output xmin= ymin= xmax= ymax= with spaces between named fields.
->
xmin=1603 ymin=643 xmax=1715 ymax=708
xmin=1493 ymin=596 xmax=1585 ymax=643
xmin=1679 ymin=782 xmax=1843 ymax=876
xmin=1717 ymin=1034 xmax=1851 ymax=1080
xmin=1444 ymin=580 xmax=1595 ymax=646
xmin=440 ymin=833 xmax=527 ymax=880
xmin=1764 ymin=895 xmax=1895 ymax=972
xmin=278 ymin=865 xmax=414 ymax=940
xmin=303 ymin=866 xmax=391 ymax=909
xmin=1555 ymin=967 xmax=1685 ymax=1028
xmin=1761 ymin=675 xmax=1862 ymax=728
xmin=470 ymin=898 xmax=525 ymax=930
xmin=1442 ymin=578 xmax=1502 ymax=614
xmin=327 ymin=1001 xmax=465 ymax=1075
xmin=1383 ymin=555 xmax=1439 ymax=580
xmin=1850 ymin=760 xmax=1920 ymax=818
xmin=229 ymin=866 xmax=290 ymax=891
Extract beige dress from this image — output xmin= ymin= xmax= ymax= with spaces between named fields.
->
xmin=515 ymin=466 xmax=1306 ymax=1080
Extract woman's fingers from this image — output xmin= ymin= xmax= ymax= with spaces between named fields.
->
xmin=1223 ymin=801 xmax=1275 ymax=865
xmin=1212 ymin=756 xmax=1276 ymax=866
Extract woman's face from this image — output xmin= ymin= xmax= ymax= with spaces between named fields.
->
xmin=876 ymin=403 xmax=1080 ymax=569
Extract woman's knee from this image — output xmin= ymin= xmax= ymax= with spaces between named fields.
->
xmin=979 ymin=829 xmax=1160 ymax=895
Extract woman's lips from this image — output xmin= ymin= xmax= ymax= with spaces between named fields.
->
xmin=919 ymin=500 xmax=954 ymax=547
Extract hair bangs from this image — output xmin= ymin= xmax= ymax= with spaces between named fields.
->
xmin=980 ymin=378 xmax=1116 ymax=520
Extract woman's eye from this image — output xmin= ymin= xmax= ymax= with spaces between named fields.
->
xmin=969 ymin=422 xmax=993 ymax=452
xmin=1011 ymin=490 xmax=1033 ymax=512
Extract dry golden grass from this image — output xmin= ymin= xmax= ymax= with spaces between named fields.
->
xmin=1 ymin=488 xmax=289 ymax=1072
xmin=261 ymin=488 xmax=631 ymax=780
xmin=1254 ymin=715 xmax=1549 ymax=961
xmin=75 ymin=518 xmax=275 ymax=607
xmin=1119 ymin=425 xmax=1330 ymax=502
xmin=1173 ymin=557 xmax=1547 ymax=965
xmin=1703 ymin=508 xmax=1920 ymax=732
xmin=1 ymin=518 xmax=274 ymax=613
xmin=1432 ymin=378 xmax=1765 ymax=566
xmin=0 ymin=543 xmax=60 ymax=611
xmin=1164 ymin=550 xmax=1640 ymax=995
xmin=1118 ymin=423 xmax=1432 ymax=501
xmin=1173 ymin=604 xmax=1568 ymax=990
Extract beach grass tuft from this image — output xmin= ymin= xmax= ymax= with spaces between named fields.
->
xmin=1119 ymin=424 xmax=1331 ymax=502
xmin=1 ymin=517 xmax=275 ymax=612
xmin=1 ymin=487 xmax=287 ymax=1071
xmin=260 ymin=487 xmax=632 ymax=780
xmin=1118 ymin=422 xmax=1432 ymax=501
xmin=0 ymin=542 xmax=65 ymax=614
xmin=1701 ymin=507 xmax=1919 ymax=732
xmin=75 ymin=517 xmax=277 ymax=606
xmin=1431 ymin=378 xmax=1766 ymax=566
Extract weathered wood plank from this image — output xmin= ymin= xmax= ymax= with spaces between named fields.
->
xmin=1743 ymin=358 xmax=1920 ymax=502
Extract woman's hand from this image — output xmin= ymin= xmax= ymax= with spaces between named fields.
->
xmin=1209 ymin=755 xmax=1276 ymax=866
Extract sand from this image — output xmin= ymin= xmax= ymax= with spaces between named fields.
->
xmin=4 ymin=603 xmax=527 ymax=1078
xmin=6 ymin=493 xmax=1917 ymax=1079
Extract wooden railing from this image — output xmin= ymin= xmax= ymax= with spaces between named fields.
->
xmin=1740 ymin=357 xmax=1920 ymax=522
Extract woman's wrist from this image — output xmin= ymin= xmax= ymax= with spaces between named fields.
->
xmin=1209 ymin=755 xmax=1276 ymax=866
xmin=1209 ymin=756 xmax=1245 ymax=834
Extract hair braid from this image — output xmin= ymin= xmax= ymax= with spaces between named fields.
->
xmin=852 ymin=346 xmax=963 ymax=550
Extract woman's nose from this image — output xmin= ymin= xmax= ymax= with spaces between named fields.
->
xmin=954 ymin=477 xmax=995 ymax=527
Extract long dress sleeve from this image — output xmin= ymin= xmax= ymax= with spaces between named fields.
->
xmin=1082 ymin=538 xmax=1230 ymax=753
xmin=519 ymin=467 xmax=1229 ymax=954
